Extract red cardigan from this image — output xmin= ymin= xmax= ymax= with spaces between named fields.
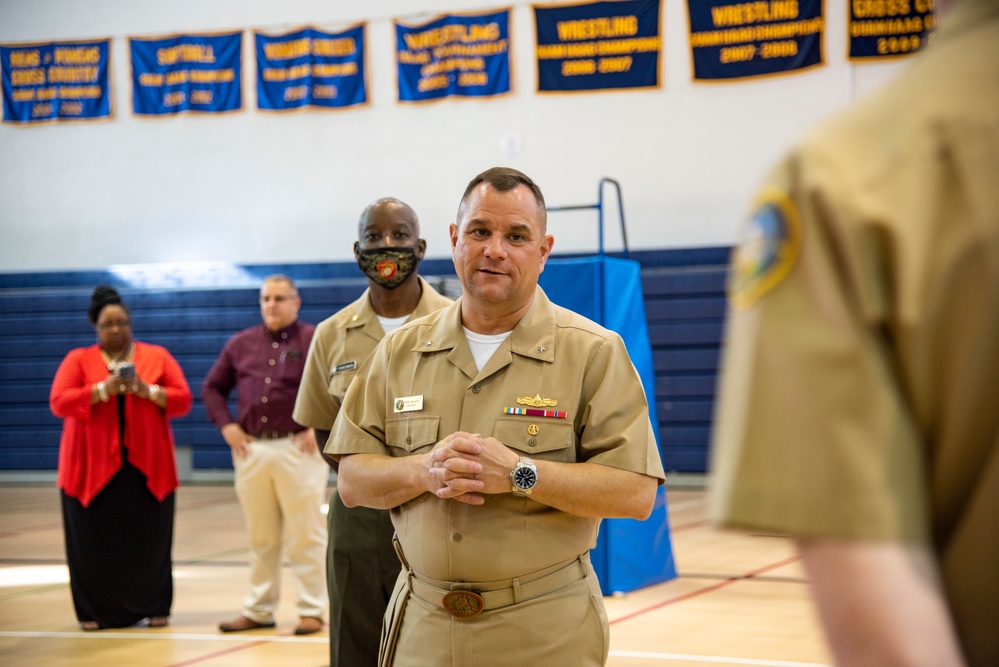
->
xmin=50 ymin=341 xmax=193 ymax=507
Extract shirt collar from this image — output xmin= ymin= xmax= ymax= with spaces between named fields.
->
xmin=265 ymin=319 xmax=301 ymax=340
xmin=347 ymin=277 xmax=439 ymax=333
xmin=416 ymin=286 xmax=556 ymax=363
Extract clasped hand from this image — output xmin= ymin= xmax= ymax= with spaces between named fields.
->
xmin=425 ymin=431 xmax=520 ymax=505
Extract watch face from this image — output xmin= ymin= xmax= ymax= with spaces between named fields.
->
xmin=514 ymin=466 xmax=537 ymax=489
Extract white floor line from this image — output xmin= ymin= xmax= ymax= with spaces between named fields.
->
xmin=609 ymin=650 xmax=830 ymax=666
xmin=0 ymin=633 xmax=831 ymax=665
xmin=0 ymin=630 xmax=326 ymax=643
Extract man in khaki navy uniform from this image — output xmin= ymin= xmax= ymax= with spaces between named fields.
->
xmin=293 ymin=198 xmax=451 ymax=667
xmin=327 ymin=167 xmax=665 ymax=667
xmin=710 ymin=0 xmax=998 ymax=664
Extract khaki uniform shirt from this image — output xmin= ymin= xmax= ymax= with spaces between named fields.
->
xmin=710 ymin=2 xmax=999 ymax=663
xmin=327 ymin=287 xmax=666 ymax=582
xmin=293 ymin=277 xmax=452 ymax=431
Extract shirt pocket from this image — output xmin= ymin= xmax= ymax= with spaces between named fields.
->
xmin=493 ymin=417 xmax=576 ymax=462
xmin=385 ymin=416 xmax=440 ymax=454
xmin=327 ymin=369 xmax=356 ymax=400
xmin=280 ymin=348 xmax=308 ymax=383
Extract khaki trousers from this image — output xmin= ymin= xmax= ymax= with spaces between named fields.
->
xmin=380 ymin=550 xmax=609 ymax=667
xmin=232 ymin=436 xmax=329 ymax=622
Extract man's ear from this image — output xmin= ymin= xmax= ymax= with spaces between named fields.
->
xmin=538 ymin=234 xmax=554 ymax=272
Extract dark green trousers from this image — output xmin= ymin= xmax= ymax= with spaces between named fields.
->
xmin=327 ymin=489 xmax=401 ymax=667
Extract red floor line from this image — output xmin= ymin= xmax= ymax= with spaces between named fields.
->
xmin=668 ymin=518 xmax=712 ymax=533
xmin=167 ymin=639 xmax=270 ymax=666
xmin=609 ymin=555 xmax=802 ymax=626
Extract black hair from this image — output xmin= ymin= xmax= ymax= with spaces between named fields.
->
xmin=88 ymin=285 xmax=128 ymax=325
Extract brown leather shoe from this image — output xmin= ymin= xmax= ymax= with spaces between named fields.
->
xmin=148 ymin=616 xmax=169 ymax=628
xmin=218 ymin=615 xmax=276 ymax=633
xmin=294 ymin=616 xmax=323 ymax=635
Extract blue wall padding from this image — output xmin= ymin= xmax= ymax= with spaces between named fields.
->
xmin=540 ymin=256 xmax=677 ymax=593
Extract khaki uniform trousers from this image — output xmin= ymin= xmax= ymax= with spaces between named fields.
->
xmin=232 ymin=435 xmax=329 ymax=622
xmin=380 ymin=544 xmax=609 ymax=667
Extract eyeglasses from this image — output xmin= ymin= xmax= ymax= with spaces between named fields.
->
xmin=98 ymin=320 xmax=131 ymax=331
xmin=259 ymin=295 xmax=296 ymax=304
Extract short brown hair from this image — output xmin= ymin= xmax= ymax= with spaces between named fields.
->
xmin=458 ymin=167 xmax=547 ymax=231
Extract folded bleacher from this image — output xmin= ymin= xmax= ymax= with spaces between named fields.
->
xmin=0 ymin=249 xmax=729 ymax=474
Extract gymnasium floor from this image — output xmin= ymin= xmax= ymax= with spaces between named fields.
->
xmin=0 ymin=480 xmax=832 ymax=667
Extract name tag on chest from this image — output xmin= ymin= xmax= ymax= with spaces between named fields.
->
xmin=333 ymin=361 xmax=356 ymax=374
xmin=394 ymin=395 xmax=424 ymax=413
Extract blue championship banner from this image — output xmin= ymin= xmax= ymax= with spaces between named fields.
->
xmin=534 ymin=0 xmax=662 ymax=93
xmin=1 ymin=39 xmax=111 ymax=125
xmin=396 ymin=9 xmax=511 ymax=103
xmin=848 ymin=0 xmax=935 ymax=60
xmin=255 ymin=25 xmax=367 ymax=111
xmin=687 ymin=0 xmax=824 ymax=81
xmin=130 ymin=32 xmax=242 ymax=116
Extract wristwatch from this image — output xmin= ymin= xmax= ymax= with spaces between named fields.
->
xmin=510 ymin=456 xmax=538 ymax=496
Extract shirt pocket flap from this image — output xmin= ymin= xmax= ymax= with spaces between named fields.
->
xmin=493 ymin=417 xmax=575 ymax=458
xmin=385 ymin=416 xmax=440 ymax=452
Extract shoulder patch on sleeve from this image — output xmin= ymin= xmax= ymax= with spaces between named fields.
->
xmin=729 ymin=188 xmax=802 ymax=308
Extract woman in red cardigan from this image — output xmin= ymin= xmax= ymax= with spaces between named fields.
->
xmin=50 ymin=286 xmax=193 ymax=631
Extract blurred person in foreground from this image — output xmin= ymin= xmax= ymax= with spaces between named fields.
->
xmin=202 ymin=275 xmax=328 ymax=635
xmin=709 ymin=1 xmax=998 ymax=664
xmin=327 ymin=167 xmax=665 ymax=666
xmin=293 ymin=197 xmax=451 ymax=667
xmin=49 ymin=285 xmax=193 ymax=631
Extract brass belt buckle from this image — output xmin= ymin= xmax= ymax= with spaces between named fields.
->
xmin=442 ymin=590 xmax=484 ymax=618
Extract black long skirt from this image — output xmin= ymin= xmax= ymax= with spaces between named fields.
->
xmin=61 ymin=454 xmax=175 ymax=629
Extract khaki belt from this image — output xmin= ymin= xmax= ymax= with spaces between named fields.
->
xmin=405 ymin=556 xmax=588 ymax=619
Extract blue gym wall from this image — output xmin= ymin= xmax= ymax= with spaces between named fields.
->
xmin=0 ymin=247 xmax=727 ymax=474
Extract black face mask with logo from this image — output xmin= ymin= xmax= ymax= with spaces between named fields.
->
xmin=356 ymin=247 xmax=419 ymax=289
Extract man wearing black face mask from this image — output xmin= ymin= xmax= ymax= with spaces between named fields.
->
xmin=294 ymin=198 xmax=451 ymax=667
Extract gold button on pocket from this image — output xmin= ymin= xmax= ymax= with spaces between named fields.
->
xmin=493 ymin=418 xmax=574 ymax=459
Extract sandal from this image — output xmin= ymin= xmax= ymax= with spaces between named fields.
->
xmin=148 ymin=616 xmax=169 ymax=628
xmin=80 ymin=621 xmax=100 ymax=632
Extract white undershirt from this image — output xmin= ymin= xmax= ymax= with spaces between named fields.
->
xmin=463 ymin=327 xmax=512 ymax=372
xmin=377 ymin=314 xmax=409 ymax=334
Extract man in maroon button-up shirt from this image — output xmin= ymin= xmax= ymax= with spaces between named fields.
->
xmin=202 ymin=274 xmax=328 ymax=636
